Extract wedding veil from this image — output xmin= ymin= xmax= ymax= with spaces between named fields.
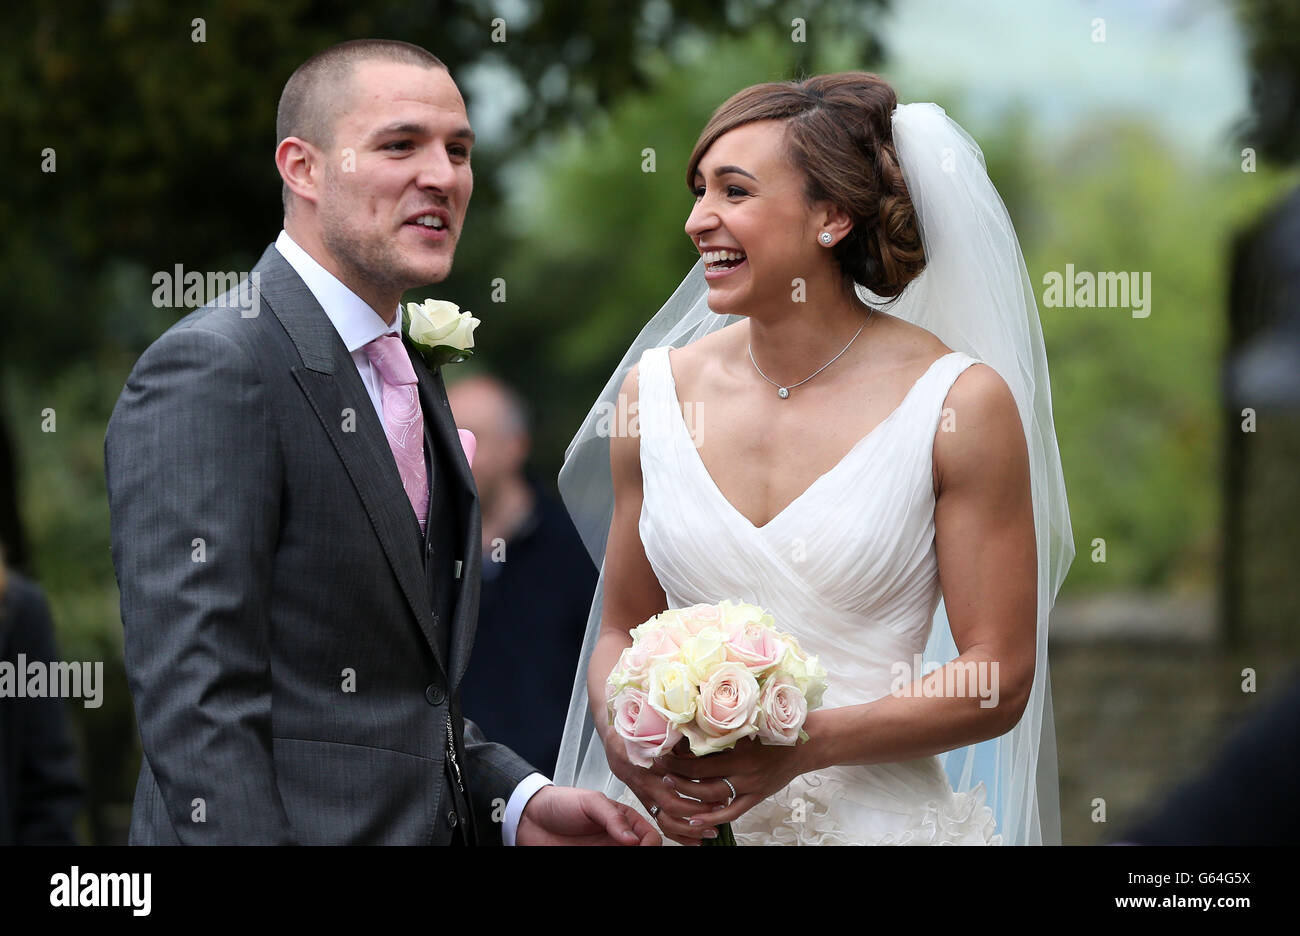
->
xmin=554 ymin=102 xmax=1074 ymax=845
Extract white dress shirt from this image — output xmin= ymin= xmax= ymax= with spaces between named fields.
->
xmin=274 ymin=230 xmax=552 ymax=845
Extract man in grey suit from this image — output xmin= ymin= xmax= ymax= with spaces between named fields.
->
xmin=104 ymin=39 xmax=658 ymax=846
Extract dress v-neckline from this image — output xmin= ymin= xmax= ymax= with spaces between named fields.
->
xmin=661 ymin=348 xmax=960 ymax=532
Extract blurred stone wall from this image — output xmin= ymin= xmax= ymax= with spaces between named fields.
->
xmin=1049 ymin=591 xmax=1292 ymax=844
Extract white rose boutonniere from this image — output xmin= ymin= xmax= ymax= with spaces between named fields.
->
xmin=403 ymin=298 xmax=480 ymax=368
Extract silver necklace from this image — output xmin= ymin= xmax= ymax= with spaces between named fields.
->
xmin=748 ymin=313 xmax=870 ymax=399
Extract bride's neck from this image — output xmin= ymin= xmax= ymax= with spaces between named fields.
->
xmin=744 ymin=288 xmax=874 ymax=388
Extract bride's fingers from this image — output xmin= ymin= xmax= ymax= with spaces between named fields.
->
xmin=654 ymin=753 xmax=711 ymax=780
xmin=654 ymin=808 xmax=720 ymax=845
xmin=641 ymin=778 xmax=715 ymax=817
xmin=664 ymin=774 xmax=732 ymax=807
xmin=688 ymin=793 xmax=762 ymax=828
xmin=633 ymin=786 xmax=721 ymax=843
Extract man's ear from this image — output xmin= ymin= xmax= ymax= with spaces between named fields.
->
xmin=815 ymin=201 xmax=855 ymax=248
xmin=276 ymin=136 xmax=322 ymax=209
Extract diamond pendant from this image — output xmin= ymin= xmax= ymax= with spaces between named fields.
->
xmin=778 ymin=387 xmax=790 ymax=399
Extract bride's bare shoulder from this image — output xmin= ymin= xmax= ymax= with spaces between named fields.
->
xmin=664 ymin=319 xmax=747 ymax=389
xmin=615 ymin=323 xmax=740 ymax=405
xmin=872 ymin=311 xmax=953 ymax=364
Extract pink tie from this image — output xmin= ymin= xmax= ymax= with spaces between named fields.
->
xmin=364 ymin=335 xmax=429 ymax=533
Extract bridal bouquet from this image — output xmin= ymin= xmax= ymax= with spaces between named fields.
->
xmin=606 ymin=600 xmax=827 ymax=844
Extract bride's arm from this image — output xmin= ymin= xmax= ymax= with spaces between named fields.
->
xmin=802 ymin=362 xmax=1038 ymax=766
xmin=666 ymin=363 xmax=1038 ymax=823
xmin=585 ymin=366 xmax=669 ymax=736
xmin=586 ymin=365 xmax=722 ymax=844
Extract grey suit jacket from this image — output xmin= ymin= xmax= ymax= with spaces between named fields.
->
xmin=105 ymin=244 xmax=536 ymax=844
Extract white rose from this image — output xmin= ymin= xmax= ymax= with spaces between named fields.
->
xmin=405 ymin=298 xmax=479 ymax=353
xmin=719 ymin=599 xmax=767 ymax=631
xmin=605 ymin=643 xmax=651 ymax=698
xmin=677 ymin=629 xmax=727 ymax=684
xmin=677 ymin=603 xmax=723 ymax=635
xmin=647 ymin=661 xmax=698 ymax=726
xmin=633 ymin=610 xmax=687 ymax=645
xmin=779 ymin=647 xmax=828 ymax=711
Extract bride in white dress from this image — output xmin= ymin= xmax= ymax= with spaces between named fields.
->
xmin=555 ymin=73 xmax=1074 ymax=845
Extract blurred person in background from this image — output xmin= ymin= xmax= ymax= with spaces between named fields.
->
xmin=448 ymin=375 xmax=597 ymax=774
xmin=0 ymin=546 xmax=84 ymax=844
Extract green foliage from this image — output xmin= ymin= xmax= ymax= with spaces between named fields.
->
xmin=1024 ymin=126 xmax=1296 ymax=590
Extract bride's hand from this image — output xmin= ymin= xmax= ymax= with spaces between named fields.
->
xmin=655 ymin=736 xmax=810 ymax=829
xmin=602 ymin=733 xmax=728 ymax=846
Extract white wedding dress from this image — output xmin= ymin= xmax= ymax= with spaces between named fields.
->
xmin=619 ymin=343 xmax=1001 ymax=845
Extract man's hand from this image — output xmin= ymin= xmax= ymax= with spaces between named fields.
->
xmin=516 ymin=785 xmax=661 ymax=846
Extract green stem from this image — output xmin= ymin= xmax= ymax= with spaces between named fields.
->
xmin=700 ymin=821 xmax=738 ymax=846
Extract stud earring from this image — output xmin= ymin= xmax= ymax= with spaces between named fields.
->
xmin=819 ymin=232 xmax=833 ymax=245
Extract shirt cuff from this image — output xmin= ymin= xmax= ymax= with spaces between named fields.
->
xmin=503 ymin=772 xmax=553 ymax=846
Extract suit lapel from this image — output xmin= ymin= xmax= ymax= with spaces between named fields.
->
xmin=251 ymin=245 xmax=449 ymax=677
xmin=407 ymin=345 xmax=482 ymax=689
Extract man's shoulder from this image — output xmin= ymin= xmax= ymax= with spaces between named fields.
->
xmin=147 ymin=243 xmax=295 ymax=350
xmin=144 ymin=271 xmax=292 ymax=368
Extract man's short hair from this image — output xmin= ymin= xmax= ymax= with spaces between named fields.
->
xmin=276 ymin=39 xmax=447 ymax=212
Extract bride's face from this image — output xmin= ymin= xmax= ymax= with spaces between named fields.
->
xmin=685 ymin=120 xmax=827 ymax=315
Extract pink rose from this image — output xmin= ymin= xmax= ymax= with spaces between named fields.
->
xmin=723 ymin=620 xmax=787 ymax=676
xmin=683 ymin=663 xmax=760 ymax=755
xmin=639 ymin=625 xmax=682 ymax=664
xmin=756 ymin=672 xmax=808 ymax=745
xmin=617 ymin=624 xmax=683 ymax=684
xmin=612 ymin=687 xmax=682 ymax=767
xmin=678 ymin=603 xmax=724 ymax=634
xmin=612 ymin=642 xmax=653 ymax=685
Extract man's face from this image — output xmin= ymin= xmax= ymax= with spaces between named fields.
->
xmin=315 ymin=61 xmax=474 ymax=299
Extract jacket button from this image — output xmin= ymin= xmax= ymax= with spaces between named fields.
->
xmin=425 ymin=684 xmax=445 ymax=706
xmin=447 ymin=810 xmax=459 ymax=828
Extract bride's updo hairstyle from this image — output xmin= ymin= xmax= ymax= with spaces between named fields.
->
xmin=687 ymin=73 xmax=926 ymax=299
